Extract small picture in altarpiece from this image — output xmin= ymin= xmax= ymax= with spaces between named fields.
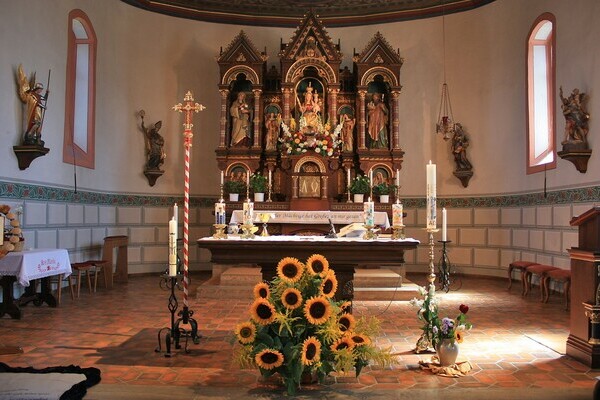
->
xmin=299 ymin=176 xmax=320 ymax=198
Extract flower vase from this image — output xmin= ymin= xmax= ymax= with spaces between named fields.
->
xmin=229 ymin=193 xmax=239 ymax=202
xmin=379 ymin=194 xmax=389 ymax=203
xmin=353 ymin=193 xmax=364 ymax=203
xmin=254 ymin=193 xmax=265 ymax=202
xmin=436 ymin=339 xmax=459 ymax=366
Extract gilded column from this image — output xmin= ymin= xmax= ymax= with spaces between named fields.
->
xmin=358 ymin=90 xmax=367 ymax=150
xmin=219 ymin=88 xmax=229 ymax=148
xmin=252 ymin=89 xmax=262 ymax=149
xmin=391 ymin=90 xmax=401 ymax=150
xmin=282 ymin=87 xmax=291 ymax=125
xmin=328 ymin=88 xmax=339 ymax=125
xmin=321 ymin=176 xmax=328 ymax=199
xmin=292 ymin=175 xmax=299 ymax=199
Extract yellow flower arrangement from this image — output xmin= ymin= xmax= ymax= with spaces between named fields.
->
xmin=233 ymin=254 xmax=394 ymax=395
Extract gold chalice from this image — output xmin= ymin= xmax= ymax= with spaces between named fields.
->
xmin=257 ymin=213 xmax=273 ymax=236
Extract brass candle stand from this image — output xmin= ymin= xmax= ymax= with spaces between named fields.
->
xmin=266 ymin=180 xmax=273 ymax=202
xmin=362 ymin=224 xmax=378 ymax=240
xmin=241 ymin=223 xmax=256 ymax=239
xmin=391 ymin=224 xmax=406 ymax=240
xmin=415 ymin=227 xmax=439 ymax=353
xmin=212 ymin=224 xmax=227 ymax=239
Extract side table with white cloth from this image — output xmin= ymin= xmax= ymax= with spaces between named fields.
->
xmin=0 ymin=249 xmax=72 ymax=319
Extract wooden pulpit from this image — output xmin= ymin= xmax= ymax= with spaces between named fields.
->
xmin=566 ymin=206 xmax=600 ymax=367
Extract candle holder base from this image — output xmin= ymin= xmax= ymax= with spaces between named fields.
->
xmin=241 ymin=224 xmax=256 ymax=239
xmin=212 ymin=224 xmax=228 ymax=239
xmin=391 ymin=224 xmax=406 ymax=240
xmin=362 ymin=224 xmax=378 ymax=240
xmin=260 ymin=223 xmax=270 ymax=237
xmin=346 ymin=190 xmax=353 ymax=203
xmin=155 ymin=274 xmax=201 ymax=357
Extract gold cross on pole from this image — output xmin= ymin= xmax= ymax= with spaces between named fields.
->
xmin=172 ymin=91 xmax=206 ymax=146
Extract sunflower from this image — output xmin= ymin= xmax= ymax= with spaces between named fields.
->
xmin=281 ymin=287 xmax=303 ymax=310
xmin=304 ymin=296 xmax=332 ymax=325
xmin=306 ymin=254 xmax=329 ymax=276
xmin=250 ymin=298 xmax=276 ymax=325
xmin=276 ymin=257 xmax=304 ymax=283
xmin=253 ymin=282 xmax=270 ymax=299
xmin=235 ymin=321 xmax=256 ymax=344
xmin=338 ymin=313 xmax=356 ymax=332
xmin=301 ymin=336 xmax=322 ymax=366
xmin=330 ymin=337 xmax=354 ymax=352
xmin=347 ymin=332 xmax=371 ymax=346
xmin=320 ymin=270 xmax=338 ymax=298
xmin=456 ymin=330 xmax=464 ymax=343
xmin=255 ymin=348 xmax=284 ymax=370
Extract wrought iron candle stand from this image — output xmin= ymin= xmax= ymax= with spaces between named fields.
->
xmin=156 ymin=273 xmax=200 ymax=357
xmin=437 ymin=240 xmax=453 ymax=293
xmin=415 ymin=228 xmax=439 ymax=353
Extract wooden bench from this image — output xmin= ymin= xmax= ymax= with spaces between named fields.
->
xmin=543 ymin=269 xmax=571 ymax=310
xmin=508 ymin=261 xmax=540 ymax=295
xmin=524 ymin=264 xmax=558 ymax=300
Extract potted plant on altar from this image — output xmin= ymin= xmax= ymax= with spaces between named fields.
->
xmin=349 ymin=175 xmax=370 ymax=203
xmin=373 ymin=182 xmax=396 ymax=204
xmin=410 ymin=285 xmax=472 ymax=366
xmin=224 ymin=180 xmax=246 ymax=202
xmin=233 ymin=255 xmax=394 ymax=395
xmin=250 ymin=173 xmax=268 ymax=202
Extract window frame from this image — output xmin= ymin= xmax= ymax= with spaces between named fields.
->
xmin=63 ymin=9 xmax=97 ymax=169
xmin=526 ymin=13 xmax=556 ymax=175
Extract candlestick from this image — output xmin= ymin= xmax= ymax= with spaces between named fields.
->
xmin=442 ymin=207 xmax=447 ymax=241
xmin=220 ymin=171 xmax=224 ymax=186
xmin=168 ymin=216 xmax=177 ymax=277
xmin=426 ymin=161 xmax=437 ymax=230
xmin=268 ymin=170 xmax=272 ymax=187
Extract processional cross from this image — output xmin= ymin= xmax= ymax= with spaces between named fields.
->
xmin=172 ymin=91 xmax=205 ymax=310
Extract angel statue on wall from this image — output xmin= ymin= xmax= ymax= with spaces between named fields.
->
xmin=17 ymin=64 xmax=50 ymax=146
xmin=559 ymin=86 xmax=590 ymax=148
xmin=139 ymin=110 xmax=166 ymax=171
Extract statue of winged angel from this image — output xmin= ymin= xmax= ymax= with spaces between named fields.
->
xmin=17 ymin=64 xmax=49 ymax=146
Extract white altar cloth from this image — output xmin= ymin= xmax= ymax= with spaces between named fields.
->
xmin=230 ymin=210 xmax=391 ymax=229
xmin=0 ymin=249 xmax=71 ymax=287
xmin=198 ymin=235 xmax=419 ymax=244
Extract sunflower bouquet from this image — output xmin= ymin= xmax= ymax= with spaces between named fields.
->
xmin=234 ymin=254 xmax=392 ymax=395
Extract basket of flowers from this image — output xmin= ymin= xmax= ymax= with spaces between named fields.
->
xmin=233 ymin=254 xmax=393 ymax=395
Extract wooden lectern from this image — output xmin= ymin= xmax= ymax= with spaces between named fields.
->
xmin=566 ymin=206 xmax=600 ymax=367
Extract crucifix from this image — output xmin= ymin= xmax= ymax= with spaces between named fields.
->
xmin=172 ymin=90 xmax=205 ymax=342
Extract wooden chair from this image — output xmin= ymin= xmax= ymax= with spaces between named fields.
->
xmin=524 ymin=264 xmax=558 ymax=300
xmin=508 ymin=261 xmax=539 ymax=294
xmin=543 ymin=269 xmax=572 ymax=310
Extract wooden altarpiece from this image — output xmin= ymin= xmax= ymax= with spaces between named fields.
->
xmin=215 ymin=12 xmax=405 ymax=211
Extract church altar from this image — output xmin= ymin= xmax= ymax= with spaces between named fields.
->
xmin=197 ymin=235 xmax=419 ymax=302
xmin=229 ymin=210 xmax=390 ymax=229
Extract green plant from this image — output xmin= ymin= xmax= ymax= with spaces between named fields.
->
xmin=250 ymin=173 xmax=268 ymax=193
xmin=410 ymin=285 xmax=472 ymax=348
xmin=233 ymin=255 xmax=393 ymax=395
xmin=224 ymin=180 xmax=246 ymax=194
xmin=373 ymin=182 xmax=396 ymax=196
xmin=349 ymin=175 xmax=370 ymax=195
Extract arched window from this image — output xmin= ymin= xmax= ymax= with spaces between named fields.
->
xmin=526 ymin=13 xmax=556 ymax=174
xmin=63 ymin=9 xmax=96 ymax=169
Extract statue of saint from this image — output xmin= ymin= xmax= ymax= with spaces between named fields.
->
xmin=230 ymin=92 xmax=251 ymax=146
xmin=264 ymin=112 xmax=280 ymax=151
xmin=559 ymin=86 xmax=589 ymax=146
xmin=297 ymin=83 xmax=320 ymax=129
xmin=140 ymin=111 xmax=166 ymax=171
xmin=367 ymin=93 xmax=389 ymax=149
xmin=451 ymin=123 xmax=472 ymax=171
xmin=341 ymin=114 xmax=355 ymax=152
xmin=17 ymin=65 xmax=49 ymax=146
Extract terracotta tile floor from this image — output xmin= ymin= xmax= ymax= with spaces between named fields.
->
xmin=0 ymin=272 xmax=598 ymax=398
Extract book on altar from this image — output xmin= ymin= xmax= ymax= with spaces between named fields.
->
xmin=338 ymin=222 xmax=366 ymax=238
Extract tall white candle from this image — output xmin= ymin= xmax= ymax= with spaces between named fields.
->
xmin=243 ymin=199 xmax=254 ymax=226
xmin=220 ymin=171 xmax=224 ymax=186
xmin=168 ymin=216 xmax=177 ymax=276
xmin=246 ymin=170 xmax=250 ymax=189
xmin=442 ymin=207 xmax=447 ymax=241
xmin=347 ymin=168 xmax=351 ymax=188
xmin=392 ymin=203 xmax=403 ymax=226
xmin=215 ymin=201 xmax=226 ymax=225
xmin=363 ymin=197 xmax=375 ymax=226
xmin=426 ymin=161 xmax=437 ymax=230
xmin=395 ymin=169 xmax=400 ymax=188
xmin=369 ymin=169 xmax=373 ymax=186
xmin=268 ymin=170 xmax=272 ymax=187
xmin=173 ymin=203 xmax=178 ymax=228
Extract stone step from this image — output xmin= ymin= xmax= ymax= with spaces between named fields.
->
xmin=354 ymin=281 xmax=420 ymax=301
xmin=219 ymin=267 xmax=262 ymax=286
xmin=354 ymin=269 xmax=403 ymax=288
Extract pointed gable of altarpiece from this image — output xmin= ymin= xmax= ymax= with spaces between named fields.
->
xmin=218 ymin=30 xmax=267 ymax=86
xmin=354 ymin=32 xmax=403 ymax=89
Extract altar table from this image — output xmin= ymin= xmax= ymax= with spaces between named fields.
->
xmin=197 ymin=236 xmax=418 ymax=302
xmin=230 ymin=210 xmax=391 ymax=229
xmin=0 ymin=249 xmax=71 ymax=319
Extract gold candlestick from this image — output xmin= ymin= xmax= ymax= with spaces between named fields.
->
xmin=391 ymin=224 xmax=405 ymax=240
xmin=212 ymin=224 xmax=227 ymax=239
xmin=362 ymin=224 xmax=377 ymax=240
xmin=415 ymin=227 xmax=439 ymax=354
xmin=240 ymin=223 xmax=255 ymax=239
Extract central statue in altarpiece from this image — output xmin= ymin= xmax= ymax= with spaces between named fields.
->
xmin=216 ymin=12 xmax=404 ymax=213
